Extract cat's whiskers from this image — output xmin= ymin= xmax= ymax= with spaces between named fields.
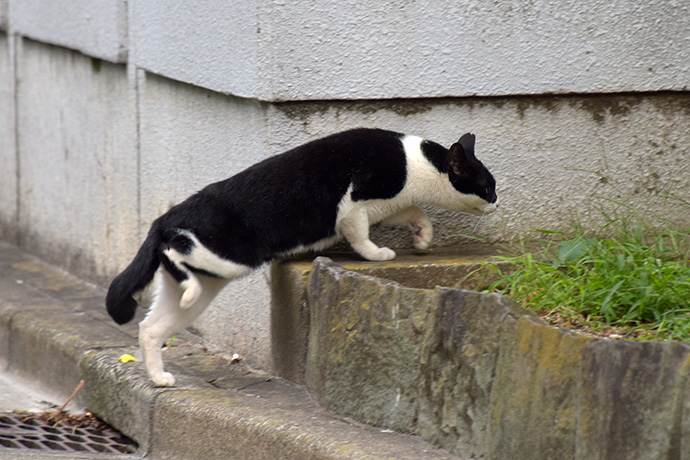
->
xmin=472 ymin=213 xmax=484 ymax=234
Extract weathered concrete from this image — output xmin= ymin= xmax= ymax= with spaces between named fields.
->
xmin=0 ymin=370 xmax=69 ymax=413
xmin=0 ymin=33 xmax=16 ymax=244
xmin=0 ymin=242 xmax=465 ymax=460
xmin=128 ymin=1 xmax=690 ymax=101
xmin=5 ymin=229 xmax=690 ymax=459
xmin=9 ymin=0 xmax=128 ymax=62
xmin=0 ymin=1 xmax=9 ymax=31
xmin=152 ymin=384 xmax=460 ymax=460
xmin=0 ymin=242 xmax=140 ymax=411
xmin=79 ymin=349 xmax=160 ymax=453
xmin=15 ymin=38 xmax=139 ymax=286
xmin=307 ymin=261 xmax=435 ymax=432
xmin=7 ymin=309 xmax=134 ymax=406
xmin=296 ymin=256 xmax=690 ymax=459
xmin=482 ymin=317 xmax=690 ymax=460
xmin=271 ymin=258 xmax=312 ymax=384
xmin=416 ymin=288 xmax=529 ymax=458
xmin=574 ymin=340 xmax=690 ymax=460
xmin=272 ymin=247 xmax=501 ymax=386
xmin=303 ymin=258 xmax=523 ymax=451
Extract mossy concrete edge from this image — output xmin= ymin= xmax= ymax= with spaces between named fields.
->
xmin=295 ymin=255 xmax=690 ymax=459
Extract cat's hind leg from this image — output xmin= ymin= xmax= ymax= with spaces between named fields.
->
xmin=161 ymin=246 xmax=203 ymax=310
xmin=381 ymin=205 xmax=433 ymax=250
xmin=138 ymin=272 xmax=183 ymax=387
xmin=165 ymin=229 xmax=253 ymax=310
xmin=179 ymin=273 xmax=202 ymax=309
xmin=139 ymin=271 xmax=228 ymax=387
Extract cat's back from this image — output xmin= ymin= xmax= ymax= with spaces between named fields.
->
xmin=243 ymin=127 xmax=405 ymax=177
xmin=207 ymin=127 xmax=408 ymax=200
xmin=161 ymin=128 xmax=411 ymax=264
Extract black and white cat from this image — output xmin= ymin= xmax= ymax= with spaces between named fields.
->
xmin=106 ymin=128 xmax=498 ymax=386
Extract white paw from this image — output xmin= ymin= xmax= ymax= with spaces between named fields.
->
xmin=152 ymin=371 xmax=176 ymax=387
xmin=414 ymin=239 xmax=430 ymax=250
xmin=364 ymin=247 xmax=396 ymax=261
xmin=413 ymin=229 xmax=432 ymax=249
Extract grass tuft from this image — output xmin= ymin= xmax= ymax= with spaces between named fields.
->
xmin=470 ymin=219 xmax=690 ymax=341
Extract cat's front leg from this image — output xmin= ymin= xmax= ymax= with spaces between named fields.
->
xmin=339 ymin=209 xmax=396 ymax=261
xmin=381 ymin=205 xmax=433 ymax=250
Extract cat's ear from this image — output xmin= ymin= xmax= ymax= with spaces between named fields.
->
xmin=458 ymin=133 xmax=476 ymax=158
xmin=448 ymin=133 xmax=476 ymax=176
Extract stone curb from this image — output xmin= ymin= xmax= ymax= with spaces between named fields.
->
xmin=0 ymin=242 xmax=462 ymax=460
xmin=292 ymin=255 xmax=690 ymax=459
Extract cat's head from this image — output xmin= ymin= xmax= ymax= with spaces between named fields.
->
xmin=447 ymin=133 xmax=498 ymax=215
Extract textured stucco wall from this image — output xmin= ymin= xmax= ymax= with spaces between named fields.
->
xmin=264 ymin=94 xmax=690 ymax=243
xmin=255 ymin=1 xmax=690 ymax=101
xmin=9 ymin=0 xmax=128 ymax=62
xmin=131 ymin=0 xmax=258 ymax=98
xmin=122 ymin=0 xmax=690 ymax=100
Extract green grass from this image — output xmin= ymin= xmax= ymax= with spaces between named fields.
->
xmin=471 ymin=221 xmax=690 ymax=341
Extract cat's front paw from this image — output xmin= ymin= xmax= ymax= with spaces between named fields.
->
xmin=364 ymin=247 xmax=396 ymax=261
xmin=152 ymin=371 xmax=176 ymax=387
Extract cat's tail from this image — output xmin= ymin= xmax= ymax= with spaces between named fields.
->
xmin=106 ymin=225 xmax=162 ymax=325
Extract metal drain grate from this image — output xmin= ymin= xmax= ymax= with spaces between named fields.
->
xmin=0 ymin=412 xmax=137 ymax=454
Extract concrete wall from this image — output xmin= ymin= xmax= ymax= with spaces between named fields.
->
xmin=11 ymin=0 xmax=128 ymax=63
xmin=0 ymin=34 xmax=16 ymax=244
xmin=132 ymin=1 xmax=690 ymax=100
xmin=15 ymin=40 xmax=138 ymax=282
xmin=1 ymin=1 xmax=689 ymax=372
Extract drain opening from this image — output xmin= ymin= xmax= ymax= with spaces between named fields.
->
xmin=0 ymin=412 xmax=137 ymax=454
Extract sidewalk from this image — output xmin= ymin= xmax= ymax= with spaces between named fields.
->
xmin=0 ymin=242 xmax=462 ymax=460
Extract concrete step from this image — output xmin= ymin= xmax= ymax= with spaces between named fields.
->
xmin=270 ymin=245 xmax=501 ymax=384
xmin=0 ymin=242 xmax=463 ymax=460
xmin=272 ymin=246 xmax=690 ymax=460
